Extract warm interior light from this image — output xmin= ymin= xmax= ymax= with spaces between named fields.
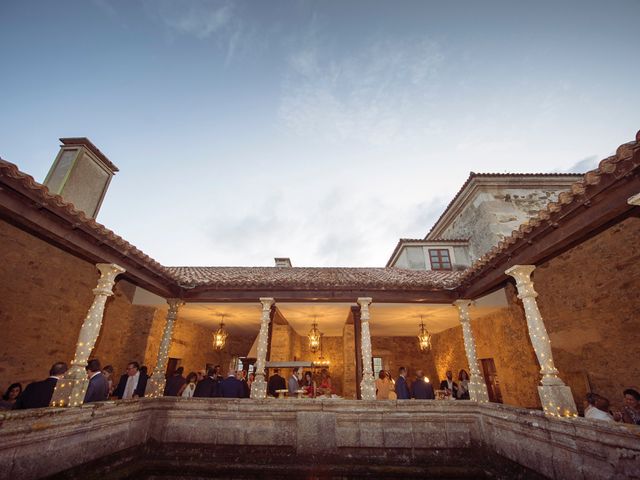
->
xmin=213 ymin=314 xmax=228 ymax=351
xmin=418 ymin=316 xmax=431 ymax=352
xmin=424 ymin=377 xmax=430 ymax=383
xmin=308 ymin=317 xmax=321 ymax=353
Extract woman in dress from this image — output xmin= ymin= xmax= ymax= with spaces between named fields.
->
xmin=180 ymin=372 xmax=198 ymax=398
xmin=318 ymin=368 xmax=332 ymax=396
xmin=375 ymin=370 xmax=391 ymax=400
xmin=302 ymin=371 xmax=316 ymax=398
xmin=457 ymin=369 xmax=470 ymax=400
xmin=0 ymin=383 xmax=22 ymax=410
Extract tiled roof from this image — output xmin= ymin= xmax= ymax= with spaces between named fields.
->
xmin=425 ymin=172 xmax=582 ymax=240
xmin=458 ymin=130 xmax=640 ymax=285
xmin=0 ymin=158 xmax=166 ymax=276
xmin=166 ymin=266 xmax=463 ymax=290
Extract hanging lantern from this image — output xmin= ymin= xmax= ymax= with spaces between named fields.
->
xmin=418 ymin=316 xmax=431 ymax=352
xmin=308 ymin=317 xmax=321 ymax=353
xmin=213 ymin=314 xmax=228 ymax=351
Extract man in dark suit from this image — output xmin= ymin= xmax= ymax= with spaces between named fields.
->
xmin=193 ymin=367 xmax=218 ymax=398
xmin=84 ymin=359 xmax=109 ymax=403
xmin=395 ymin=367 xmax=410 ymax=400
xmin=439 ymin=370 xmax=458 ymax=398
xmin=113 ymin=361 xmax=148 ymax=399
xmin=221 ymin=371 xmax=245 ymax=398
xmin=15 ymin=362 xmax=68 ymax=409
xmin=411 ymin=370 xmax=435 ymax=400
xmin=163 ymin=367 xmax=186 ymax=396
xmin=267 ymin=368 xmax=286 ymax=397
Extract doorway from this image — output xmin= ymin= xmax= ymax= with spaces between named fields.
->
xmin=480 ymin=358 xmax=503 ymax=403
xmin=166 ymin=358 xmax=181 ymax=378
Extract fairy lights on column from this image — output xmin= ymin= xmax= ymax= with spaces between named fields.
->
xmin=51 ymin=263 xmax=125 ymax=407
xmin=506 ymin=265 xmax=577 ymax=417
xmin=357 ymin=297 xmax=376 ymax=401
xmin=250 ymin=297 xmax=275 ymax=399
xmin=453 ymin=300 xmax=489 ymax=403
xmin=147 ymin=298 xmax=184 ymax=398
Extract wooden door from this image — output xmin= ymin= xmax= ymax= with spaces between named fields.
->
xmin=480 ymin=358 xmax=503 ymax=403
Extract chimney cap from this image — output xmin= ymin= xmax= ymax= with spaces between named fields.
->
xmin=59 ymin=137 xmax=119 ymax=173
xmin=274 ymin=257 xmax=292 ymax=268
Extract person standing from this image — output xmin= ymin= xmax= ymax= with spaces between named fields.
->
xmin=113 ymin=361 xmax=147 ymax=399
xmin=179 ymin=372 xmax=198 ymax=398
xmin=84 ymin=359 xmax=109 ymax=403
xmin=288 ymin=367 xmax=301 ymax=396
xmin=457 ymin=370 xmax=470 ymax=400
xmin=101 ymin=365 xmax=114 ymax=397
xmin=221 ymin=370 xmax=245 ymax=398
xmin=267 ymin=369 xmax=286 ymax=397
xmin=439 ymin=370 xmax=458 ymax=399
xmin=15 ymin=362 xmax=68 ymax=409
xmin=375 ymin=370 xmax=392 ymax=400
xmin=395 ymin=367 xmax=410 ymax=400
xmin=0 ymin=383 xmax=22 ymax=410
xmin=193 ymin=367 xmax=218 ymax=398
xmin=164 ymin=367 xmax=186 ymax=396
xmin=411 ymin=370 xmax=435 ymax=400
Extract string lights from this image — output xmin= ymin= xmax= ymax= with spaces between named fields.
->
xmin=454 ymin=300 xmax=489 ymax=403
xmin=250 ymin=298 xmax=274 ymax=399
xmin=147 ymin=299 xmax=183 ymax=398
xmin=357 ymin=297 xmax=376 ymax=401
xmin=505 ymin=265 xmax=577 ymax=417
xmin=50 ymin=263 xmax=125 ymax=407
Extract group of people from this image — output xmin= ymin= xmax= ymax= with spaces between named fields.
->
xmin=168 ymin=365 xmax=256 ymax=399
xmin=266 ymin=367 xmax=332 ymax=398
xmin=375 ymin=368 xmax=470 ymax=401
xmin=583 ymin=388 xmax=640 ymax=425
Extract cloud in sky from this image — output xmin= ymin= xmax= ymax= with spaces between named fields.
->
xmin=278 ymin=37 xmax=444 ymax=146
xmin=200 ymin=188 xmax=447 ymax=267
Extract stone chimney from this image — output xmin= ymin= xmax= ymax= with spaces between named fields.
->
xmin=274 ymin=257 xmax=292 ymax=268
xmin=43 ymin=137 xmax=118 ymax=219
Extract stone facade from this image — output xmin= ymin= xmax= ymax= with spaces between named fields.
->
xmin=0 ymin=219 xmax=249 ymax=391
xmin=1 ymin=398 xmax=638 ymax=480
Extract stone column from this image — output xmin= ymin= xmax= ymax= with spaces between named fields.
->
xmin=357 ymin=297 xmax=376 ymax=400
xmin=505 ymin=265 xmax=577 ymax=417
xmin=146 ymin=298 xmax=184 ymax=398
xmin=51 ymin=263 xmax=125 ymax=407
xmin=250 ymin=297 xmax=275 ymax=399
xmin=453 ymin=300 xmax=490 ymax=402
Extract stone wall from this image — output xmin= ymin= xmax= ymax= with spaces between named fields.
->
xmin=0 ymin=219 xmax=157 ymax=387
xmin=442 ymin=187 xmax=568 ymax=260
xmin=371 ymin=336 xmax=438 ymax=386
xmin=1 ymin=398 xmax=638 ymax=480
xmin=534 ymin=216 xmax=640 ymax=410
xmin=430 ymin=290 xmax=541 ymax=408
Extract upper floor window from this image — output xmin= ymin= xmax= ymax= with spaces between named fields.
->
xmin=428 ymin=249 xmax=452 ymax=270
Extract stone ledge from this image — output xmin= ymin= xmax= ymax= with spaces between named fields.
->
xmin=0 ymin=399 xmax=639 ymax=480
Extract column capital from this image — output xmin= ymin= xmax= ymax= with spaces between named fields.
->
xmin=453 ymin=299 xmax=474 ymax=310
xmin=93 ymin=263 xmax=125 ymax=296
xmin=166 ymin=298 xmax=184 ymax=314
xmin=505 ymin=264 xmax=537 ymax=299
xmin=356 ymin=297 xmax=372 ymax=307
xmin=259 ymin=297 xmax=275 ymax=309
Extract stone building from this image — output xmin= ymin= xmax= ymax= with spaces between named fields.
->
xmin=0 ymin=132 xmax=639 ymax=479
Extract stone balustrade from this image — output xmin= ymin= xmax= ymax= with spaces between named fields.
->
xmin=0 ymin=399 xmax=638 ymax=479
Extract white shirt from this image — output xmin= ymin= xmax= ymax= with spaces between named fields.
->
xmin=585 ymin=405 xmax=614 ymax=422
xmin=122 ymin=371 xmax=140 ymax=399
xmin=181 ymin=383 xmax=196 ymax=398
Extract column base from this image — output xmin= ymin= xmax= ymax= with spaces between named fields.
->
xmin=538 ymin=385 xmax=577 ymax=417
xmin=50 ymin=376 xmax=89 ymax=408
xmin=146 ymin=374 xmax=166 ymax=398
xmin=469 ymin=377 xmax=489 ymax=402
xmin=250 ymin=376 xmax=267 ymax=399
xmin=360 ymin=375 xmax=376 ymax=401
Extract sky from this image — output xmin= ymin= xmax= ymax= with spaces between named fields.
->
xmin=1 ymin=0 xmax=639 ymax=267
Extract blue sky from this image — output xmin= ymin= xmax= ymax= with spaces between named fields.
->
xmin=1 ymin=0 xmax=639 ymax=267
